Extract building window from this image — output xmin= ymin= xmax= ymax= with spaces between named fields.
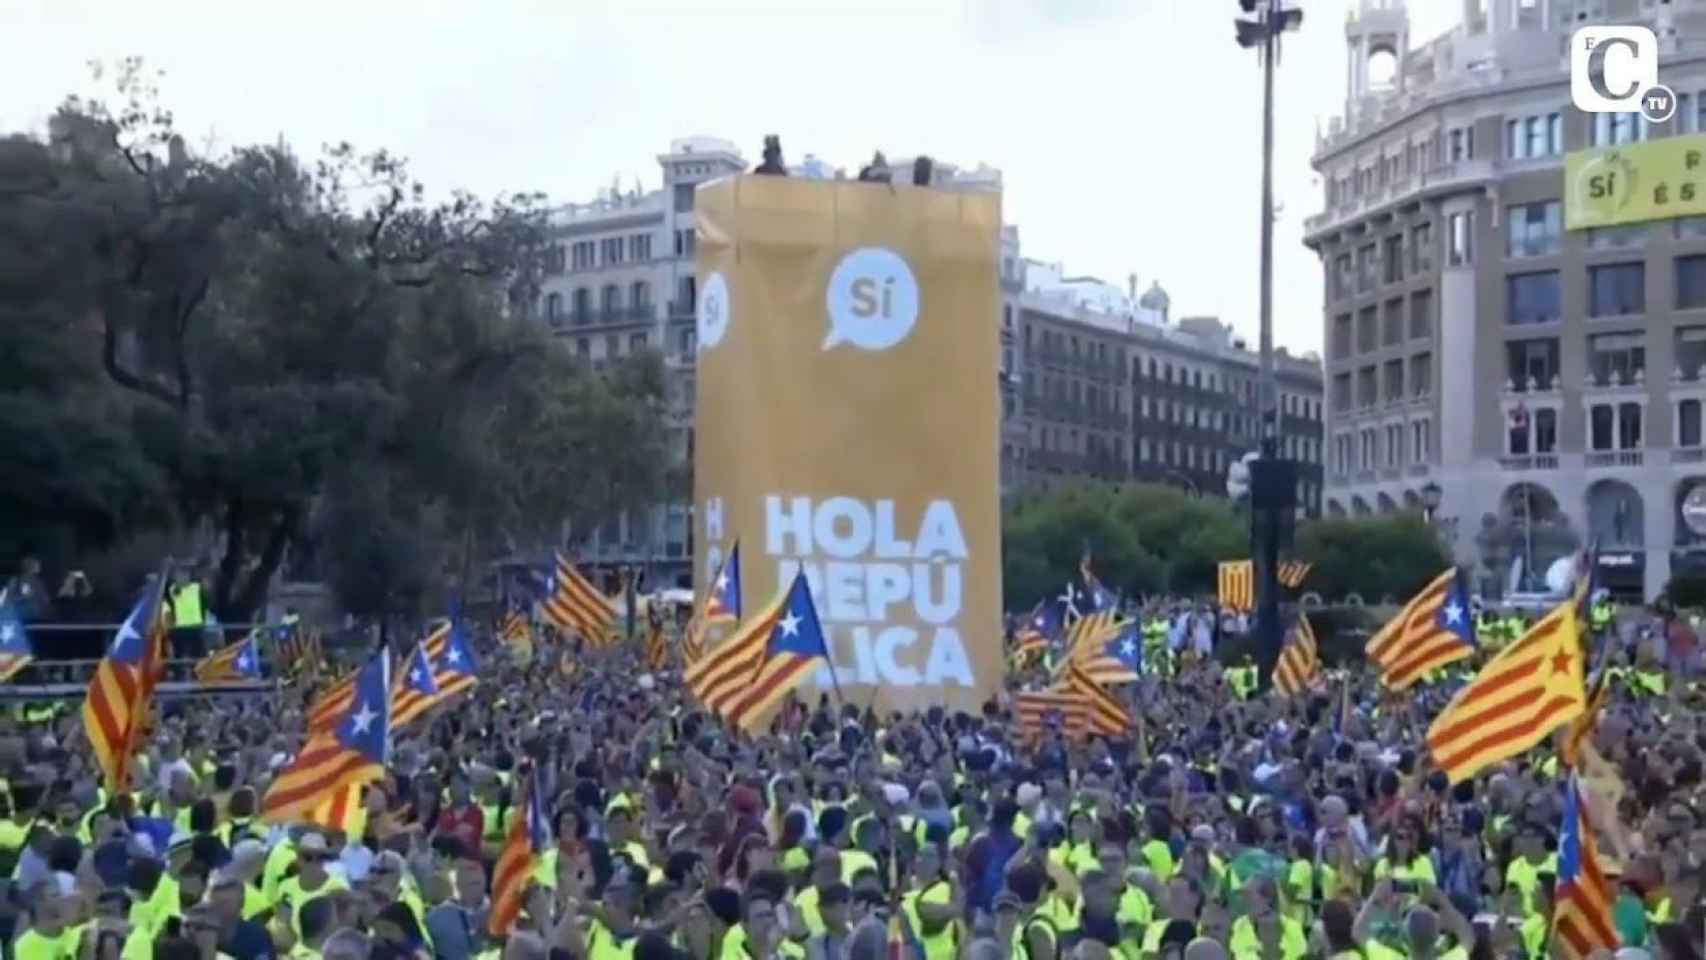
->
xmin=630 ymin=332 xmax=648 ymax=351
xmin=545 ymin=292 xmax=563 ymax=322
xmin=1331 ymin=373 xmax=1351 ymax=412
xmin=630 ymin=234 xmax=652 ymax=261
xmin=674 ymin=229 xmax=697 ymax=257
xmin=1591 ymin=112 xmax=1647 ymax=146
xmin=1507 ymin=201 xmax=1561 ymax=258
xmin=678 ymin=328 xmax=695 ymax=358
xmin=1448 ymin=212 xmax=1474 ymax=266
xmin=572 ymin=287 xmax=592 ymax=321
xmin=600 ymin=284 xmax=621 ymax=316
xmin=1678 ymin=326 xmax=1706 ymax=379
xmin=674 ymin=183 xmax=695 ymax=213
xmin=1585 ymin=224 xmax=1648 ymax=249
xmin=545 ymin=245 xmax=566 ymax=274
xmin=1506 ymin=271 xmax=1561 ymax=325
xmin=571 ymin=241 xmax=595 ymax=270
xmin=1535 ymin=408 xmax=1557 ymax=454
xmin=1588 ymin=332 xmax=1645 ymax=385
xmin=600 ymin=238 xmax=624 ymax=265
xmin=1356 ymin=244 xmax=1377 ymax=292
xmin=1448 ymin=127 xmax=1473 ymax=161
xmin=1588 ymin=262 xmax=1645 ymax=317
xmin=1357 ymin=366 xmax=1377 ymax=408
xmin=1357 ymin=307 xmax=1377 ymax=352
xmin=1383 ymin=358 xmax=1405 ymax=402
xmin=1386 ymin=424 xmax=1402 ymax=467
xmin=1678 ymin=256 xmax=1706 ymax=310
xmin=1589 ymin=402 xmax=1643 ymax=450
xmin=1410 ymin=290 xmax=1433 ymax=340
xmin=1382 ymin=299 xmax=1404 ymax=346
xmin=1528 ymin=114 xmax=1562 ymax=157
xmin=1383 ymin=235 xmax=1405 ymax=284
xmin=630 ymin=281 xmax=651 ymax=313
xmin=1507 ymin=338 xmax=1559 ymax=390
xmin=1412 ymin=419 xmax=1431 ymax=463
xmin=1411 ymin=223 xmax=1433 ymax=273
xmin=676 ymin=275 xmax=696 ymax=313
xmin=575 ymin=337 xmax=590 ymax=358
xmin=1673 ymin=396 xmax=1706 ymax=453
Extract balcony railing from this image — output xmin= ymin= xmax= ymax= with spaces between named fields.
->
xmin=1585 ymin=451 xmax=1643 ymax=468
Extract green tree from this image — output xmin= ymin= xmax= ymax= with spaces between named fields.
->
xmin=1295 ymin=513 xmax=1451 ymax=601
xmin=3 ymin=60 xmax=673 ymax=620
xmin=1112 ymin=484 xmax=1245 ymax=594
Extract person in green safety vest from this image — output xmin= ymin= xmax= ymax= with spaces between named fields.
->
xmin=169 ymin=570 xmax=209 ymax=660
xmin=1590 ymin=592 xmax=1615 ymax=635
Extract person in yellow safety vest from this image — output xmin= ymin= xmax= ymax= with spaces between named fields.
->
xmin=288 ymin=895 xmax=337 ymax=960
xmin=169 ymin=573 xmax=208 ymax=660
xmin=1590 ymin=593 xmax=1615 ymax=634
xmin=900 ymin=843 xmax=961 ymax=960
xmin=1228 ymin=658 xmax=1258 ymax=701
xmin=1353 ymin=881 xmax=1476 ymax=960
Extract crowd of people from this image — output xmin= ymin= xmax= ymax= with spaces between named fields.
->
xmin=0 ymin=592 xmax=1698 ymax=960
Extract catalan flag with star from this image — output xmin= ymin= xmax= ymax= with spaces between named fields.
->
xmin=423 ymin=618 xmax=479 ymax=701
xmin=307 ymin=669 xmax=358 ymax=734
xmin=488 ymin=765 xmax=551 ymax=936
xmin=0 ymin=589 xmax=34 ymax=683
xmin=685 ymin=543 xmax=742 ymax=666
xmin=540 ymin=552 xmax=618 ymax=647
xmin=1552 ymin=772 xmax=1619 ymax=959
xmin=1426 ymin=589 xmax=1587 ymax=783
xmin=194 ymin=631 xmax=264 ymax=684
xmin=720 ymin=571 xmax=831 ymax=733
xmin=389 ymin=641 xmax=441 ymax=730
xmin=1365 ymin=568 xmax=1477 ymax=690
xmin=83 ymin=574 xmax=169 ymax=793
xmin=261 ymin=650 xmax=392 ymax=824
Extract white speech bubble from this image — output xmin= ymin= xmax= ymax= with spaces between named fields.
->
xmin=698 ymin=272 xmax=731 ymax=351
xmin=823 ymin=247 xmax=919 ymax=351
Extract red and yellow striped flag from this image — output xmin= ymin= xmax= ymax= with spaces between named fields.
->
xmin=1217 ymin=560 xmax=1253 ymax=612
xmin=1272 ymin=614 xmax=1320 ymax=697
xmin=1426 ymin=594 xmax=1587 ymax=783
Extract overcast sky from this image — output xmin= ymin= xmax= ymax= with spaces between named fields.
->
xmin=2 ymin=0 xmax=1462 ymax=354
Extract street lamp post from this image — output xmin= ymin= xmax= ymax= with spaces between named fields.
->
xmin=1235 ymin=0 xmax=1303 ymax=689
xmin=1421 ymin=481 xmax=1443 ymax=525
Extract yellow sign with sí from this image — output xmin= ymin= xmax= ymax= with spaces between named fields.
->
xmin=1565 ymin=134 xmax=1706 ymax=230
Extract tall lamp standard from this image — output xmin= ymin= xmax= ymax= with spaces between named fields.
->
xmin=1235 ymin=0 xmax=1303 ymax=689
xmin=1421 ymin=481 xmax=1443 ymax=525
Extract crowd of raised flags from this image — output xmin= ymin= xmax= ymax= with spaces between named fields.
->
xmin=0 ymin=535 xmax=1687 ymax=960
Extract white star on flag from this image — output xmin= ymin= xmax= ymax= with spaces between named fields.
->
xmin=446 ymin=647 xmax=463 ymax=666
xmin=415 ymin=668 xmax=430 ymax=687
xmin=714 ymin=572 xmax=728 ymax=592
xmin=778 ymin=612 xmax=801 ymax=637
xmin=0 ymin=624 xmax=14 ymax=643
xmin=1443 ymin=602 xmax=1463 ymax=625
xmin=1121 ymin=639 xmax=1137 ymax=657
xmin=350 ymin=702 xmax=376 ymax=734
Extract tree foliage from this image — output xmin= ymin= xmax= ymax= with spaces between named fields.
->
xmin=1001 ymin=482 xmax=1452 ymax=610
xmin=1294 ymin=513 xmax=1451 ymax=602
xmin=0 ymin=60 xmax=672 ymax=621
xmin=1001 ymin=482 xmax=1243 ymax=608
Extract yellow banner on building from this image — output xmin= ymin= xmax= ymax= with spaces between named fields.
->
xmin=1564 ymin=133 xmax=1706 ymax=230
xmin=693 ymin=175 xmax=1003 ymax=715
